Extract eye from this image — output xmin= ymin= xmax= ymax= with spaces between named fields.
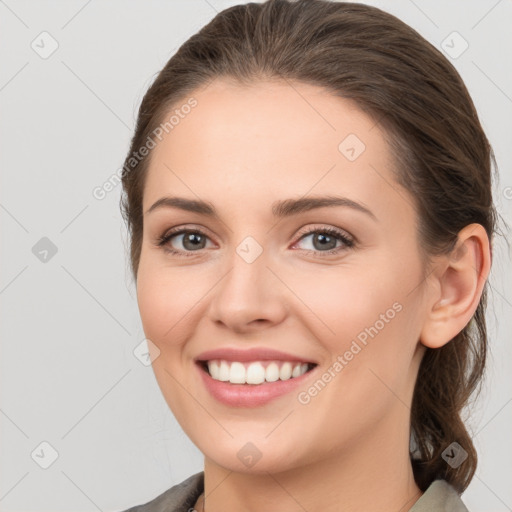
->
xmin=155 ymin=224 xmax=356 ymax=258
xmin=292 ymin=225 xmax=355 ymax=257
xmin=156 ymin=227 xmax=214 ymax=257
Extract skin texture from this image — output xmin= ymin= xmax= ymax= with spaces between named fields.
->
xmin=136 ymin=79 xmax=491 ymax=512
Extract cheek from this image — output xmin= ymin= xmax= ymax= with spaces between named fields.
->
xmin=135 ymin=260 xmax=207 ymax=417
xmin=285 ymin=261 xmax=414 ymax=392
xmin=136 ymin=260 xmax=202 ymax=349
xmin=289 ymin=271 xmax=414 ymax=437
xmin=283 ymin=262 xmax=401 ymax=344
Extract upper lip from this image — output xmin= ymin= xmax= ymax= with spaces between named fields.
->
xmin=195 ymin=347 xmax=318 ymax=365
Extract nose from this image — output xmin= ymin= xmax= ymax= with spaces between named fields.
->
xmin=205 ymin=245 xmax=288 ymax=334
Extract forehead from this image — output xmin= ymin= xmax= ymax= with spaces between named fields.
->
xmin=142 ymin=78 xmax=406 ymax=222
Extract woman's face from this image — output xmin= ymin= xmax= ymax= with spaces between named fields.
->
xmin=136 ymin=79 xmax=429 ymax=474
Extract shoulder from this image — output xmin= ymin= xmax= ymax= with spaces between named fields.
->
xmin=409 ymin=479 xmax=469 ymax=512
xmin=119 ymin=471 xmax=204 ymax=512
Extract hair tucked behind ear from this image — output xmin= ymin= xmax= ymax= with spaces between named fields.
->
xmin=120 ymin=0 xmax=502 ymax=493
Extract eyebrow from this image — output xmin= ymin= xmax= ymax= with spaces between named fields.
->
xmin=144 ymin=195 xmax=377 ymax=221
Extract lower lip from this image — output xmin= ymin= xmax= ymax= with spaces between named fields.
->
xmin=196 ymin=362 xmax=317 ymax=408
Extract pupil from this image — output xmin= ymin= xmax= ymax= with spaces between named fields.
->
xmin=315 ymin=233 xmax=335 ymax=250
xmin=184 ymin=233 xmax=204 ymax=250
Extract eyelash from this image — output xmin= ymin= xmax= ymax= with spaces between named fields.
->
xmin=155 ymin=225 xmax=355 ymax=259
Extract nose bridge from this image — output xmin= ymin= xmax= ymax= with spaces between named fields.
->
xmin=219 ymin=235 xmax=270 ymax=305
xmin=207 ymin=234 xmax=287 ymax=329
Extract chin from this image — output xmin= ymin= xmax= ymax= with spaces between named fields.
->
xmin=200 ymin=440 xmax=307 ymax=476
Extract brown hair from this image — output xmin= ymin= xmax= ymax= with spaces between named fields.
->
xmin=120 ymin=0 xmax=501 ymax=494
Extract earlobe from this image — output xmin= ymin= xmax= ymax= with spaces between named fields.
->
xmin=420 ymin=223 xmax=491 ymax=349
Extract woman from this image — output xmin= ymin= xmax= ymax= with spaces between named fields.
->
xmin=119 ymin=0 xmax=498 ymax=510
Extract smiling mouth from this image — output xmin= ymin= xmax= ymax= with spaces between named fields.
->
xmin=197 ymin=359 xmax=318 ymax=385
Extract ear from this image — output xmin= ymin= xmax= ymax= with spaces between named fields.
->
xmin=420 ymin=223 xmax=492 ymax=349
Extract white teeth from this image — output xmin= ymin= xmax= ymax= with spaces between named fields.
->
xmin=280 ymin=362 xmax=292 ymax=380
xmin=229 ymin=362 xmax=246 ymax=384
xmin=265 ymin=362 xmax=280 ymax=382
xmin=218 ymin=360 xmax=230 ymax=381
xmin=292 ymin=363 xmax=303 ymax=378
xmin=206 ymin=360 xmax=312 ymax=385
xmin=247 ymin=362 xmax=266 ymax=384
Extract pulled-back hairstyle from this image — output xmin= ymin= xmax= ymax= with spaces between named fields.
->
xmin=120 ymin=0 xmax=500 ymax=494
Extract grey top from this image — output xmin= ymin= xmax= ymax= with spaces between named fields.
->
xmin=120 ymin=472 xmax=469 ymax=512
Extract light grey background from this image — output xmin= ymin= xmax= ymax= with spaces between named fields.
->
xmin=1 ymin=1 xmax=511 ymax=511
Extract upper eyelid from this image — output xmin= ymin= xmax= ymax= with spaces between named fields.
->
xmin=161 ymin=225 xmax=217 ymax=243
xmin=161 ymin=224 xmax=354 ymax=247
xmin=161 ymin=223 xmax=351 ymax=236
